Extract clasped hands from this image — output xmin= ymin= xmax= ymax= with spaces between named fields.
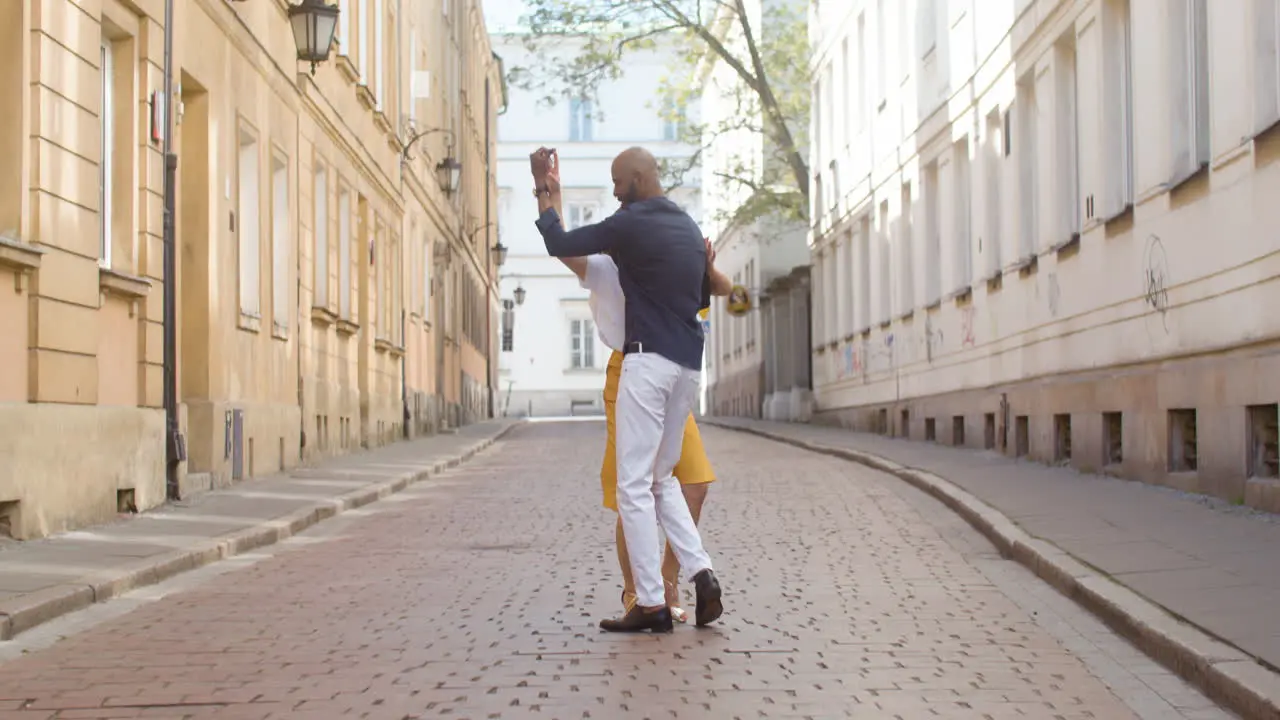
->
xmin=530 ymin=147 xmax=561 ymax=196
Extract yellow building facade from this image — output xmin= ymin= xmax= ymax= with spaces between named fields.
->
xmin=0 ymin=0 xmax=502 ymax=540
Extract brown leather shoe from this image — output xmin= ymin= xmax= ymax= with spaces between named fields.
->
xmin=600 ymin=605 xmax=674 ymax=633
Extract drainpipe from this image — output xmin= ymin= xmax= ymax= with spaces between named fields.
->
xmin=401 ymin=308 xmax=409 ymax=437
xmin=162 ymin=0 xmax=182 ymax=500
xmin=484 ymin=78 xmax=494 ymax=420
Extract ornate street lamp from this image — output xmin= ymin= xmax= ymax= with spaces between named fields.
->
xmin=288 ymin=0 xmax=340 ymax=76
xmin=513 ymin=284 xmax=526 ymax=306
xmin=436 ymin=157 xmax=462 ymax=194
xmin=490 ymin=241 xmax=508 ymax=268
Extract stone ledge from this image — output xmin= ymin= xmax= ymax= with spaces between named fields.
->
xmin=310 ymin=305 xmax=338 ymax=326
xmin=99 ymin=267 xmax=152 ymax=301
xmin=0 ymin=235 xmax=44 ymax=273
xmin=704 ymin=419 xmax=1280 ymax=720
xmin=0 ymin=235 xmax=44 ymax=293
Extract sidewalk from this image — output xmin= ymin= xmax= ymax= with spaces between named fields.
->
xmin=705 ymin=417 xmax=1280 ymax=719
xmin=0 ymin=419 xmax=516 ymax=641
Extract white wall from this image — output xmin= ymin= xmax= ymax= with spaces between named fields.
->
xmin=808 ymin=0 xmax=1280 ymax=411
xmin=492 ymin=34 xmax=704 ymax=416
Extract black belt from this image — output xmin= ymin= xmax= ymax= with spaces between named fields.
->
xmin=622 ymin=341 xmax=646 ymax=355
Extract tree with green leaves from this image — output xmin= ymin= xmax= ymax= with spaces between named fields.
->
xmin=505 ymin=0 xmax=811 ymax=230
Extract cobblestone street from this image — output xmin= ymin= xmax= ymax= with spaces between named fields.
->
xmin=0 ymin=422 xmax=1234 ymax=719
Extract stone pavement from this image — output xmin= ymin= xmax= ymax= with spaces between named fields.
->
xmin=705 ymin=417 xmax=1280 ymax=718
xmin=0 ymin=420 xmax=514 ymax=641
xmin=0 ymin=422 xmax=1235 ymax=719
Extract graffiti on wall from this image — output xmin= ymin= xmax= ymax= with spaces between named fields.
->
xmin=1143 ymin=234 xmax=1170 ymax=335
xmin=961 ymin=306 xmax=976 ymax=348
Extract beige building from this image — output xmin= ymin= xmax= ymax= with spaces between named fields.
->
xmin=809 ymin=0 xmax=1280 ymax=512
xmin=0 ymin=0 xmax=502 ymax=540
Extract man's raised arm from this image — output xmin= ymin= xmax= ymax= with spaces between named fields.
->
xmin=536 ymin=210 xmax=619 ymax=258
xmin=530 ymin=146 xmax=618 ymax=259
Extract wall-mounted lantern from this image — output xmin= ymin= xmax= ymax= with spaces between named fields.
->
xmin=490 ymin=241 xmax=508 ymax=268
xmin=513 ymin=284 xmax=527 ymax=306
xmin=436 ymin=157 xmax=462 ymax=194
xmin=288 ymin=0 xmax=340 ymax=76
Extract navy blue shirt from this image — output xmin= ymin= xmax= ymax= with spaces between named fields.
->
xmin=535 ymin=197 xmax=711 ymax=371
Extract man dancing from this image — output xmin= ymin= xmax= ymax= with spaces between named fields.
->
xmin=531 ymin=145 xmax=723 ymax=632
xmin=542 ymin=152 xmax=732 ymax=622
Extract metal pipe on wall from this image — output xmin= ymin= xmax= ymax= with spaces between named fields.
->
xmin=484 ymin=78 xmax=494 ymax=420
xmin=162 ymin=0 xmax=182 ymax=500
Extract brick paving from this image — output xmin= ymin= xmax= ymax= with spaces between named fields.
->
xmin=0 ymin=422 xmax=1234 ymax=719
xmin=705 ymin=417 xmax=1280 ymax=672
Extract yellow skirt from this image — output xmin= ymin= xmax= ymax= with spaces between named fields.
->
xmin=601 ymin=350 xmax=716 ymax=511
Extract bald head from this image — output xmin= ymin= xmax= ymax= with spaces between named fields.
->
xmin=611 ymin=146 xmax=664 ymax=207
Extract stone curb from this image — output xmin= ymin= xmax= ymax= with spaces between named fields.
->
xmin=706 ymin=420 xmax=1280 ymax=720
xmin=0 ymin=423 xmax=518 ymax=642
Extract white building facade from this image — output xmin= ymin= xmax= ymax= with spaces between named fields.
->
xmin=492 ymin=36 xmax=703 ymax=417
xmin=701 ymin=0 xmax=812 ymax=421
xmin=809 ymin=0 xmax=1280 ymax=512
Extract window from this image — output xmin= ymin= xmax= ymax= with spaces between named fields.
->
xmin=501 ymin=299 xmax=514 ymax=351
xmin=1256 ymin=0 xmax=1280 ymax=134
xmin=877 ymin=200 xmax=892 ymax=324
xmin=99 ymin=36 xmax=115 ymax=268
xmin=314 ymin=165 xmax=328 ymax=307
xmin=982 ymin=110 xmax=1003 ymax=278
xmin=336 ymin=0 xmax=349 ymax=53
xmin=876 ymin=0 xmax=888 ymax=104
xmin=1054 ymin=37 xmax=1080 ymax=243
xmin=951 ymin=137 xmax=972 ymax=291
xmin=565 ymin=202 xmax=599 ymax=230
xmin=898 ymin=0 xmax=911 ymax=81
xmin=238 ymin=128 xmax=261 ymax=317
xmin=570 ymin=319 xmax=595 ymax=368
xmin=856 ymin=13 xmax=866 ymax=135
xmin=898 ymin=182 xmax=914 ymax=315
xmin=392 ymin=234 xmax=402 ymax=344
xmin=374 ymin=221 xmax=385 ymax=337
xmin=813 ymin=174 xmax=824 ymax=226
xmin=1016 ymin=75 xmax=1038 ymax=260
xmin=918 ymin=0 xmax=938 ymax=58
xmin=271 ymin=154 xmax=290 ymax=335
xmin=812 ymin=250 xmax=825 ymax=346
xmin=338 ymin=188 xmax=352 ymax=319
xmin=841 ymin=37 xmax=852 ymax=146
xmin=661 ymin=94 xmax=685 ymax=141
xmin=358 ymin=0 xmax=369 ymax=78
xmin=824 ymin=242 xmax=838 ymax=340
xmin=745 ymin=260 xmax=756 ymax=345
xmin=374 ymin=0 xmax=384 ymax=108
xmin=421 ymin=235 xmax=430 ymax=316
xmin=1101 ymin=0 xmax=1134 ymax=218
xmin=822 ymin=65 xmax=834 ymax=161
xmin=813 ymin=78 xmax=823 ymax=163
xmin=569 ymin=98 xmax=594 ymax=141
xmin=923 ymin=162 xmax=941 ymax=305
xmin=1170 ymin=0 xmax=1209 ymax=184
xmin=835 ymin=232 xmax=851 ymax=335
xmin=855 ymin=217 xmax=875 ymax=330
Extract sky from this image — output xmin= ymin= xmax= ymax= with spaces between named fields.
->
xmin=482 ymin=0 xmax=534 ymax=33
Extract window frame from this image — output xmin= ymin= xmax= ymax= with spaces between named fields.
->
xmin=237 ymin=123 xmax=262 ymax=322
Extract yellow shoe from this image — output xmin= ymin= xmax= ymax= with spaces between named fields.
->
xmin=621 ymin=589 xmax=638 ymax=613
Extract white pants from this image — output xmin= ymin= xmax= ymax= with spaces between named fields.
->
xmin=615 ymin=352 xmax=714 ymax=609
